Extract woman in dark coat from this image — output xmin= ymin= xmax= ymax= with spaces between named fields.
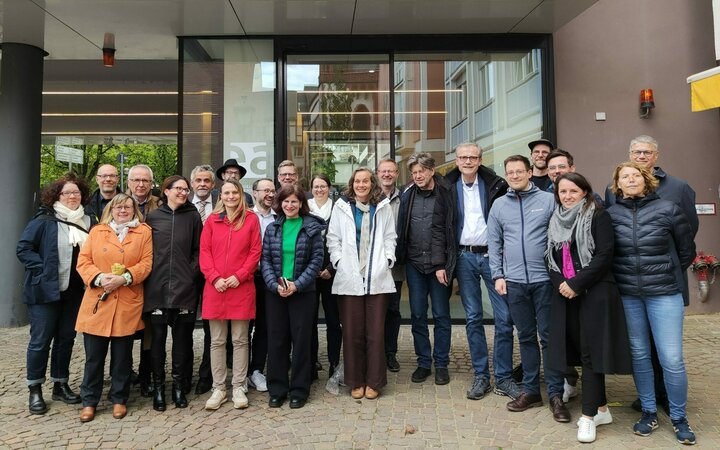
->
xmin=261 ymin=184 xmax=325 ymax=409
xmin=607 ymin=162 xmax=696 ymax=445
xmin=144 ymin=175 xmax=202 ymax=411
xmin=545 ymin=173 xmax=632 ymax=444
xmin=16 ymin=173 xmax=92 ymax=415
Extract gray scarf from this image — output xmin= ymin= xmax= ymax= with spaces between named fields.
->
xmin=546 ymin=198 xmax=595 ymax=273
xmin=355 ymin=201 xmax=371 ymax=275
xmin=110 ymin=219 xmax=140 ymax=243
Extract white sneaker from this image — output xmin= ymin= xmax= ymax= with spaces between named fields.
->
xmin=232 ymin=387 xmax=249 ymax=409
xmin=576 ymin=408 xmax=613 ymax=427
xmin=248 ymin=370 xmax=268 ymax=392
xmin=204 ymin=388 xmax=227 ymax=410
xmin=577 ymin=416 xmax=597 ymax=443
xmin=562 ymin=378 xmax=578 ymax=403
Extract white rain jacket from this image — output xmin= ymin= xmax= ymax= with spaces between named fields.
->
xmin=327 ymin=196 xmax=397 ymax=296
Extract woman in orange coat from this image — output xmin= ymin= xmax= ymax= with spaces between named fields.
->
xmin=75 ymin=194 xmax=153 ymax=423
xmin=200 ymin=179 xmax=262 ymax=411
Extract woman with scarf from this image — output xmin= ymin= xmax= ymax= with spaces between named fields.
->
xmin=545 ymin=172 xmax=631 ymax=443
xmin=17 ymin=173 xmax=93 ymax=415
xmin=308 ymin=173 xmax=342 ymax=378
xmin=326 ymin=167 xmax=397 ymax=400
xmin=75 ymin=194 xmax=153 ymax=422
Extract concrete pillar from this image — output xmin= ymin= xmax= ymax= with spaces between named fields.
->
xmin=0 ymin=43 xmax=46 ymax=327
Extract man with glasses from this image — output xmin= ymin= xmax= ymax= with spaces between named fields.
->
xmin=87 ymin=164 xmax=120 ymax=220
xmin=432 ymin=143 xmax=519 ymax=401
xmin=127 ymin=164 xmax=161 ymax=219
xmin=216 ymin=158 xmax=254 ymax=207
xmin=277 ymin=160 xmax=299 ymax=189
xmin=246 ymin=178 xmax=277 ymax=393
xmin=528 ymin=138 xmax=555 ymax=191
xmin=604 ymin=135 xmax=699 ymax=415
xmin=376 ymin=159 xmax=404 ymax=372
xmin=488 ymin=155 xmax=570 ymax=423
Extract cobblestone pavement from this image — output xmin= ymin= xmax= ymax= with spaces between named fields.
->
xmin=1 ymin=315 xmax=718 ymax=449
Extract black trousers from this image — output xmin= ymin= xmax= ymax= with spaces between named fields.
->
xmin=566 ymin=300 xmax=606 ymax=417
xmin=248 ymin=275 xmax=268 ymax=374
xmin=148 ymin=310 xmax=195 ymax=385
xmin=312 ymin=276 xmax=342 ymax=368
xmin=266 ymin=289 xmax=315 ymax=400
xmin=384 ymin=281 xmax=403 ymax=355
xmin=80 ymin=333 xmax=134 ymax=406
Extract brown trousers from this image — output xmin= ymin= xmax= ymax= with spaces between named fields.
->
xmin=338 ymin=294 xmax=389 ymax=391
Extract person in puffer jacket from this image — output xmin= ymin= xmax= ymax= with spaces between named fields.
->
xmin=261 ymin=184 xmax=325 ymax=410
xmin=607 ymin=161 xmax=697 ymax=445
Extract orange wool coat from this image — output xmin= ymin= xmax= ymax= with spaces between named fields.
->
xmin=75 ymin=223 xmax=153 ymax=337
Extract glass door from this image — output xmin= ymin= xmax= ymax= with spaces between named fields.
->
xmin=285 ymin=54 xmax=390 ymax=192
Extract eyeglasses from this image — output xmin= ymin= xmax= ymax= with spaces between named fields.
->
xmin=97 ymin=174 xmax=118 ymax=179
xmin=457 ymin=155 xmax=480 ymax=162
xmin=312 ymin=185 xmax=329 ymax=191
xmin=170 ymin=187 xmax=190 ymax=194
xmin=547 ymin=164 xmax=569 ymax=171
xmin=129 ymin=178 xmax=152 ymax=184
xmin=254 ymin=188 xmax=276 ymax=194
xmin=113 ymin=205 xmax=133 ymax=211
xmin=630 ymin=150 xmax=657 ymax=157
xmin=279 ymin=173 xmax=297 ymax=178
xmin=505 ymin=170 xmax=529 ymax=177
xmin=60 ymin=191 xmax=81 ymax=197
xmin=224 ymin=169 xmax=241 ymax=175
xmin=377 ymin=169 xmax=397 ymax=175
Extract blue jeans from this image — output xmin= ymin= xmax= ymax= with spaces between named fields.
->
xmin=622 ymin=294 xmax=688 ymax=421
xmin=26 ymin=288 xmax=82 ymax=385
xmin=456 ymin=251 xmax=513 ymax=381
xmin=406 ymin=264 xmax=452 ymax=369
xmin=506 ymin=281 xmax=563 ymax=397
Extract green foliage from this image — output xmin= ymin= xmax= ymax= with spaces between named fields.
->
xmin=41 ymin=144 xmax=178 ymax=191
xmin=310 ymin=145 xmax=338 ymax=183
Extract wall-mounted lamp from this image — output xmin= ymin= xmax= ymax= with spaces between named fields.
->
xmin=639 ymin=88 xmax=655 ymax=119
xmin=103 ymin=33 xmax=116 ymax=67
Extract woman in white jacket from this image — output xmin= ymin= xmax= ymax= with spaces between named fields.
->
xmin=327 ymin=167 xmax=397 ymax=400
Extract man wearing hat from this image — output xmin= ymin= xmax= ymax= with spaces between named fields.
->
xmin=216 ymin=158 xmax=254 ymax=207
xmin=527 ymin=139 xmax=554 ymax=191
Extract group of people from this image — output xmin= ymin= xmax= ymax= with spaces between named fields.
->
xmin=16 ymin=134 xmax=698 ymax=445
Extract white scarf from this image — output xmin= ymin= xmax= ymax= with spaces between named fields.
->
xmin=309 ymin=198 xmax=332 ymax=221
xmin=53 ymin=201 xmax=89 ymax=247
xmin=109 ymin=219 xmax=140 ymax=243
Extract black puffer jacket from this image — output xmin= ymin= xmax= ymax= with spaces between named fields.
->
xmin=144 ymin=202 xmax=203 ymax=311
xmin=261 ymin=214 xmax=325 ymax=293
xmin=607 ymin=193 xmax=695 ymax=298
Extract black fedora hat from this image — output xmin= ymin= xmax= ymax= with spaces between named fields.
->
xmin=216 ymin=159 xmax=247 ymax=180
xmin=527 ymin=138 xmax=555 ymax=151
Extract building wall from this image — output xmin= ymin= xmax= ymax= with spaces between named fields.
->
xmin=554 ymin=0 xmax=720 ymax=313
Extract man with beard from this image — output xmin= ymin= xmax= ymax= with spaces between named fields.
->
xmin=528 ymin=139 xmax=554 ymax=191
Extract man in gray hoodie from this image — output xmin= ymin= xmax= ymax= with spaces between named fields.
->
xmin=487 ymin=154 xmax=570 ymax=423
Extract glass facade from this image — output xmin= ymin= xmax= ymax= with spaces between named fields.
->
xmin=181 ymin=36 xmax=551 ymax=321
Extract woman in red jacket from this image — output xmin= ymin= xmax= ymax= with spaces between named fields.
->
xmin=199 ymin=179 xmax=262 ymax=411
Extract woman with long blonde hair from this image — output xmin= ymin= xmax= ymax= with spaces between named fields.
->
xmin=200 ymin=179 xmax=262 ymax=410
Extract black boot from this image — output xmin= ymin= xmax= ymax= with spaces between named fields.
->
xmin=29 ymin=384 xmax=48 ymax=415
xmin=152 ymin=376 xmax=166 ymax=412
xmin=52 ymin=382 xmax=81 ymax=404
xmin=172 ymin=380 xmax=188 ymax=408
xmin=140 ymin=381 xmax=154 ymax=398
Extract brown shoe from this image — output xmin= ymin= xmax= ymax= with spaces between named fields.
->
xmin=365 ymin=387 xmax=379 ymax=400
xmin=112 ymin=403 xmax=127 ymax=419
xmin=79 ymin=406 xmax=95 ymax=423
xmin=506 ymin=392 xmax=543 ymax=412
xmin=549 ymin=395 xmax=571 ymax=423
xmin=351 ymin=387 xmax=365 ymax=399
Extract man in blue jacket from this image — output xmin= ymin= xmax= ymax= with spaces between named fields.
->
xmin=487 ymin=155 xmax=570 ymax=422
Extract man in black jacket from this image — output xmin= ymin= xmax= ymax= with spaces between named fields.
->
xmin=396 ymin=153 xmax=453 ymax=386
xmin=431 ymin=143 xmax=518 ymax=401
xmin=86 ymin=164 xmax=121 ymax=220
